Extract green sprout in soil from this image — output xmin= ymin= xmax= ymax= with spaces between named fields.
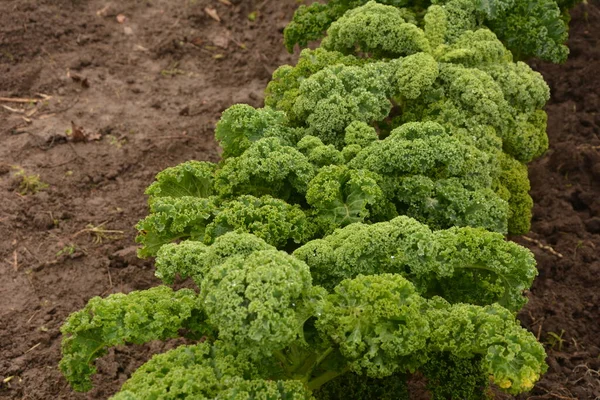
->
xmin=12 ymin=166 xmax=48 ymax=195
xmin=57 ymin=244 xmax=78 ymax=257
xmin=547 ymin=330 xmax=567 ymax=351
xmin=107 ymin=135 xmax=127 ymax=148
xmin=574 ymin=240 xmax=585 ymax=257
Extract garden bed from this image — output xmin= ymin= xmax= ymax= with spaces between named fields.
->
xmin=0 ymin=0 xmax=598 ymax=398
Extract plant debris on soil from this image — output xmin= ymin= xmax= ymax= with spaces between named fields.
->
xmin=0 ymin=0 xmax=599 ymax=399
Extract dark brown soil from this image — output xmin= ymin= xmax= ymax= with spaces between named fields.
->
xmin=510 ymin=3 xmax=600 ymax=399
xmin=0 ymin=0 xmax=598 ymax=399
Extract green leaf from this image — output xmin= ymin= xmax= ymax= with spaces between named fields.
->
xmin=146 ymin=161 xmax=216 ymax=199
xmin=136 ymin=196 xmax=217 ymax=257
xmin=306 ymin=166 xmax=386 ymax=234
xmin=216 ymin=105 xmax=290 ymax=158
xmin=60 ymin=287 xmax=207 ymax=392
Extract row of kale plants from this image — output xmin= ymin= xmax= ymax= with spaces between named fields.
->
xmin=58 ymin=0 xmax=578 ymax=398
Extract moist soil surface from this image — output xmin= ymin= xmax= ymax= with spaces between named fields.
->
xmin=0 ymin=1 xmax=598 ymax=399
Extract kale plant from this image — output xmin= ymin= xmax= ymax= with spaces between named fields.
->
xmin=284 ymin=0 xmax=581 ymax=63
xmin=59 ymin=2 xmax=565 ymax=398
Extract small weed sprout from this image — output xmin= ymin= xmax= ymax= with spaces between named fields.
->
xmin=57 ymin=244 xmax=77 ymax=257
xmin=106 ymin=135 xmax=127 ymax=148
xmin=12 ymin=166 xmax=48 ymax=195
xmin=547 ymin=330 xmax=567 ymax=351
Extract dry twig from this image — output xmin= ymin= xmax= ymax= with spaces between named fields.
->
xmin=2 ymin=105 xmax=24 ymax=113
xmin=72 ymin=222 xmax=124 ymax=244
xmin=0 ymin=97 xmax=40 ymax=104
xmin=27 ymin=310 xmax=40 ymax=324
xmin=107 ymin=264 xmax=113 ymax=288
xmin=12 ymin=250 xmax=18 ymax=271
xmin=24 ymin=343 xmax=41 ymax=354
xmin=521 ymin=236 xmax=564 ymax=258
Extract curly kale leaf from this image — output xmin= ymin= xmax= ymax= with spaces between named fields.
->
xmin=438 ymin=29 xmax=509 ymax=66
xmin=200 ymin=250 xmax=313 ymax=357
xmin=343 ymin=121 xmax=379 ymax=148
xmin=429 ymin=0 xmax=480 ymax=43
xmin=216 ymin=105 xmax=303 ymax=158
xmin=293 ymin=216 xmax=435 ymax=290
xmin=111 ymin=344 xmax=224 ymax=399
xmin=204 ymin=195 xmax=315 ymax=248
xmin=390 ymin=53 xmax=439 ymax=100
xmin=292 ymin=62 xmax=392 ymax=147
xmin=394 ymin=176 xmax=508 ymax=233
xmin=426 ymin=299 xmax=548 ymax=394
xmin=504 ymin=109 xmax=549 ymax=163
xmin=219 ymin=379 xmax=314 ymax=400
xmin=136 ymin=196 xmax=217 ymax=257
xmin=431 ymin=64 xmax=506 ymax=137
xmin=294 ymin=216 xmax=536 ymax=311
xmin=440 ymin=0 xmax=571 ymax=63
xmin=321 ymin=2 xmax=431 ymax=58
xmin=60 ymin=287 xmax=207 ymax=392
xmin=266 ymin=48 xmax=365 ymax=123
xmin=482 ymin=62 xmax=550 ymax=162
xmin=315 ymin=274 xmax=546 ymax=394
xmin=283 ymin=1 xmax=347 ymax=53
xmin=155 ymin=240 xmax=210 ymax=285
xmin=487 ymin=0 xmax=569 ymax=62
xmin=496 ymin=153 xmax=533 ymax=234
xmin=137 ymin=194 xmax=313 ymax=257
xmin=283 ymin=1 xmax=424 ymax=53
xmin=316 ymin=274 xmax=430 ymax=377
xmin=306 ymin=165 xmax=389 ymax=234
xmin=111 ymin=342 xmax=260 ymax=399
xmin=482 ymin=62 xmax=550 ymax=111
xmin=145 ymin=160 xmax=216 ymax=200
xmin=429 ymin=225 xmax=537 ymax=309
xmin=350 ymin=122 xmax=497 ymax=190
xmin=155 ymin=232 xmax=275 ymax=286
xmin=215 ymin=137 xmax=316 ymax=201
xmin=114 ymin=342 xmax=312 ymax=400
xmin=405 ymin=62 xmax=548 ymax=164
xmin=297 ymin=136 xmax=345 ymax=167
